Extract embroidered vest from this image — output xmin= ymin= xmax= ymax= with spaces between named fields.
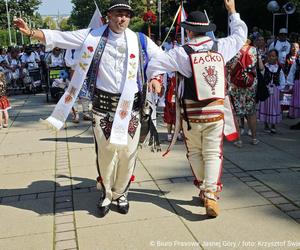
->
xmin=182 ymin=42 xmax=225 ymax=102
xmin=264 ymin=65 xmax=281 ymax=86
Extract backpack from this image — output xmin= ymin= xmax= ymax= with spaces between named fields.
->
xmin=230 ymin=46 xmax=256 ymax=88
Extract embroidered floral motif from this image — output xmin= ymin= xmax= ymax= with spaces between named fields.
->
xmin=119 ymin=100 xmax=130 ymax=119
xmin=128 ymin=115 xmax=139 ymax=139
xmin=99 ymin=114 xmax=139 ymax=140
xmin=79 ymin=62 xmax=89 ymax=71
xmin=87 ymin=46 xmax=94 ymax=53
xmin=82 ymin=52 xmax=91 ymax=59
xmin=202 ymin=66 xmax=218 ymax=95
xmin=130 ymin=54 xmax=136 ymax=59
xmin=99 ymin=114 xmax=113 ymax=140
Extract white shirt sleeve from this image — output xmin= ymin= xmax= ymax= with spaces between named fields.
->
xmin=41 ymin=28 xmax=91 ymax=51
xmin=279 ymin=68 xmax=287 ymax=90
xmin=287 ymin=62 xmax=296 ymax=85
xmin=146 ymin=13 xmax=247 ymax=79
xmin=144 ymin=36 xmax=164 ymax=61
xmin=217 ymin=13 xmax=248 ymax=63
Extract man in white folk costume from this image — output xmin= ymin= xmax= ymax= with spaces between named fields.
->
xmin=14 ymin=0 xmax=163 ymax=217
xmin=148 ymin=0 xmax=247 ymax=217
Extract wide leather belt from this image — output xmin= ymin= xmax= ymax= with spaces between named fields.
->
xmin=188 ymin=114 xmax=224 ymax=123
xmin=185 ymin=99 xmax=224 ymax=109
xmin=92 ymin=88 xmax=141 ymax=113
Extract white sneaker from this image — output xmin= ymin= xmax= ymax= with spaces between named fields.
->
xmin=247 ymin=130 xmax=252 ymax=136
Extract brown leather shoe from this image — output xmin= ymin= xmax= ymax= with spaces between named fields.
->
xmin=204 ymin=192 xmax=219 ymax=218
xmin=199 ymin=190 xmax=205 ymax=205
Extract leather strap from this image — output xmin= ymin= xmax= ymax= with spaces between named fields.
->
xmin=188 ymin=114 xmax=224 ymax=123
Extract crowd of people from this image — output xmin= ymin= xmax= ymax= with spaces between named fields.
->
xmin=1 ymin=0 xmax=298 ymax=220
xmin=228 ymin=27 xmax=300 ymax=149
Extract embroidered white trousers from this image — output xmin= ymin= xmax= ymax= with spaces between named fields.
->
xmin=182 ymin=119 xmax=224 ymax=192
xmin=92 ymin=110 xmax=140 ymax=206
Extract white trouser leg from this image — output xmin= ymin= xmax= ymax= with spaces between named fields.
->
xmin=183 ymin=119 xmax=224 ymax=192
xmin=112 ymin=122 xmax=141 ymax=200
xmin=93 ymin=111 xmax=140 ymax=205
xmin=182 ymin=122 xmax=205 ymax=183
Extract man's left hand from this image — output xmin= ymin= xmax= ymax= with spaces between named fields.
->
xmin=148 ymin=79 xmax=162 ymax=94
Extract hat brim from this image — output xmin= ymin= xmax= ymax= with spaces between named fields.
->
xmin=180 ymin=21 xmax=216 ymax=33
xmin=106 ymin=6 xmax=134 ymax=17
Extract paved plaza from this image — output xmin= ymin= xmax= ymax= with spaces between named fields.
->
xmin=0 ymin=94 xmax=299 ymax=250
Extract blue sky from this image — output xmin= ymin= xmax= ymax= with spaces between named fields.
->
xmin=38 ymin=0 xmax=74 ymax=15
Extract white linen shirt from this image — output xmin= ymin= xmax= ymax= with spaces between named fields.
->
xmin=42 ymin=27 xmax=161 ymax=94
xmin=146 ymin=13 xmax=248 ymax=80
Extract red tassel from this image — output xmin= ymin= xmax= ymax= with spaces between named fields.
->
xmin=193 ymin=179 xmax=200 ymax=187
xmin=96 ymin=176 xmax=103 ymax=183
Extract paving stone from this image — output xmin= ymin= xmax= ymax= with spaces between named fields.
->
xmin=73 ymin=188 xmax=89 ymax=194
xmin=55 ymin=211 xmax=74 ymax=217
xmin=260 ymin=191 xmax=280 ymax=198
xmin=56 ymin=196 xmax=72 ymax=203
xmin=1 ymin=196 xmax=19 ymax=203
xmin=276 ymin=168 xmax=292 ymax=173
xmin=55 ymin=223 xmax=75 ymax=233
xmin=55 ymin=190 xmax=72 ymax=197
xmin=56 ymin=239 xmax=77 ymax=250
xmin=56 ymin=231 xmax=76 ymax=242
xmin=245 ymin=181 xmax=263 ymax=187
xmin=55 ymin=215 xmax=74 ymax=225
xmin=277 ymin=203 xmax=299 ymax=212
xmin=268 ymin=197 xmax=290 ymax=205
xmin=38 ymin=192 xmax=54 ymax=199
xmin=240 ymin=177 xmax=256 ymax=182
xmin=287 ymin=210 xmax=300 ymax=219
xmin=55 ymin=207 xmax=73 ymax=214
xmin=249 ymin=171 xmax=264 ymax=175
xmin=232 ymin=172 xmax=250 ymax=178
xmin=262 ymin=169 xmax=278 ymax=174
xmin=227 ymin=168 xmax=244 ymax=173
xmin=19 ymin=194 xmax=37 ymax=201
xmin=252 ymin=185 xmax=272 ymax=192
xmin=55 ymin=201 xmax=73 ymax=210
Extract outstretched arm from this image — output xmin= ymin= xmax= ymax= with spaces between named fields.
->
xmin=14 ymin=18 xmax=90 ymax=51
xmin=218 ymin=0 xmax=248 ymax=63
xmin=14 ymin=18 xmax=45 ymax=43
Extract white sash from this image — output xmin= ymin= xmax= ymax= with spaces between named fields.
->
xmin=110 ymin=29 xmax=139 ymax=146
xmin=41 ymin=25 xmax=108 ymax=130
xmin=190 ymin=51 xmax=225 ymax=101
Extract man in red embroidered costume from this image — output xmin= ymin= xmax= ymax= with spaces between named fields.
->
xmin=14 ymin=0 xmax=162 ymax=217
xmin=148 ymin=0 xmax=247 ymax=217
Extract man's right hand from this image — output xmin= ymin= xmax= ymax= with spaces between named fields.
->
xmin=13 ymin=18 xmax=30 ymax=36
xmin=224 ymin=0 xmax=236 ymax=14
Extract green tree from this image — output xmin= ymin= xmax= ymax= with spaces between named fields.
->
xmin=0 ymin=0 xmax=41 ymax=29
xmin=69 ymin=0 xmax=110 ymax=28
xmin=59 ymin=17 xmax=72 ymax=31
xmin=43 ymin=16 xmax=57 ymax=29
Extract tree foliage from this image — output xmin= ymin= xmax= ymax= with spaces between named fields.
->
xmin=0 ymin=0 xmax=41 ymax=29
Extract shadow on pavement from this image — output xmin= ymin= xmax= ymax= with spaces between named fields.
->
xmin=0 ymin=176 xmax=208 ymax=221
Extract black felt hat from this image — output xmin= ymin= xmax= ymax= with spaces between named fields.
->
xmin=107 ymin=0 xmax=134 ymax=17
xmin=180 ymin=11 xmax=216 ymax=33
